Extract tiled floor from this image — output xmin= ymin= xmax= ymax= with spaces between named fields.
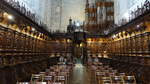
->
xmin=69 ymin=63 xmax=93 ymax=84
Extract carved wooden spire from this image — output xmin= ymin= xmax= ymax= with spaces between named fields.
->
xmin=86 ymin=0 xmax=89 ymax=8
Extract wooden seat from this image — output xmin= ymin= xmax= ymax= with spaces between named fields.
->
xmin=96 ymin=71 xmax=106 ymax=75
xmin=50 ymin=82 xmax=63 ymax=84
xmin=39 ymin=72 xmax=46 ymax=75
xmin=49 ymin=72 xmax=56 ymax=76
xmin=99 ymin=77 xmax=112 ymax=84
xmin=17 ymin=82 xmax=30 ymax=84
xmin=102 ymin=80 xmax=112 ymax=84
xmin=119 ymin=73 xmax=126 ymax=77
xmin=34 ymin=82 xmax=47 ymax=84
xmin=39 ymin=72 xmax=47 ymax=81
xmin=109 ymin=72 xmax=116 ymax=77
xmin=96 ymin=72 xmax=106 ymax=84
xmin=55 ymin=76 xmax=66 ymax=84
xmin=123 ymin=76 xmax=136 ymax=84
xmin=31 ymin=74 xmax=41 ymax=82
xmin=44 ymin=76 xmax=53 ymax=82
xmin=111 ymin=76 xmax=124 ymax=84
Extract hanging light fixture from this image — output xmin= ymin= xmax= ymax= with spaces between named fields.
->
xmin=7 ymin=14 xmax=14 ymax=20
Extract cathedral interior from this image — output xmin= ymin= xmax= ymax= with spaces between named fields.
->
xmin=0 ymin=0 xmax=150 ymax=84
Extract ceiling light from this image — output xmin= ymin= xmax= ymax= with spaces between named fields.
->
xmin=76 ymin=22 xmax=80 ymax=27
xmin=7 ymin=14 xmax=14 ymax=20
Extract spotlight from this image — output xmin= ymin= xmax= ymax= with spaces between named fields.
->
xmin=7 ymin=14 xmax=14 ymax=20
xmin=112 ymin=35 xmax=116 ymax=38
xmin=76 ymin=22 xmax=80 ymax=27
xmin=32 ymin=28 xmax=35 ymax=31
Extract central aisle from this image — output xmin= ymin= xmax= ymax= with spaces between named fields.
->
xmin=70 ymin=63 xmax=92 ymax=84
